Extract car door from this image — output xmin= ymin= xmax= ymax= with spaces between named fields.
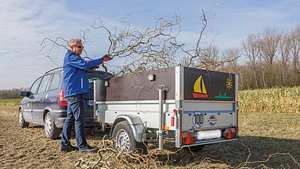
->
xmin=31 ymin=74 xmax=52 ymax=125
xmin=22 ymin=77 xmax=42 ymax=123
xmin=45 ymin=71 xmax=62 ymax=109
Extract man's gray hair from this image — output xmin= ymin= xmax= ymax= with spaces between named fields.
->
xmin=68 ymin=38 xmax=82 ymax=49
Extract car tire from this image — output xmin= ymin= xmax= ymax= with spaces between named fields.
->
xmin=44 ymin=112 xmax=61 ymax=140
xmin=18 ymin=108 xmax=29 ymax=128
xmin=112 ymin=121 xmax=137 ymax=152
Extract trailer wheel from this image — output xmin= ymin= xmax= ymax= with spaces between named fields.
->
xmin=44 ymin=113 xmax=61 ymax=139
xmin=112 ymin=121 xmax=136 ymax=152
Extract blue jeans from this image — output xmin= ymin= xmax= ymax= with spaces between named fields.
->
xmin=61 ymin=94 xmax=87 ymax=148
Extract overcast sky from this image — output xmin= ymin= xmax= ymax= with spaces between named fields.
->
xmin=0 ymin=0 xmax=299 ymax=89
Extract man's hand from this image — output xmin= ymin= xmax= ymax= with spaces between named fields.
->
xmin=102 ymin=54 xmax=113 ymax=62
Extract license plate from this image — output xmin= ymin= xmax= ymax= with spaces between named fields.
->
xmin=87 ymin=100 xmax=94 ymax=106
xmin=197 ymin=130 xmax=221 ymax=140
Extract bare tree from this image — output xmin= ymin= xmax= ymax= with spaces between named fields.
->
xmin=278 ymin=33 xmax=291 ymax=85
xmin=259 ymin=29 xmax=281 ymax=86
xmin=39 ymin=11 xmax=240 ymax=78
xmin=39 ymin=16 xmax=183 ymax=74
xmin=290 ymin=26 xmax=300 ymax=85
xmin=88 ymin=16 xmax=184 ymax=75
xmin=259 ymin=29 xmax=281 ymax=66
xmin=242 ymin=34 xmax=262 ymax=88
xmin=170 ymin=10 xmax=239 ymax=71
xmin=197 ymin=45 xmax=220 ymax=70
xmin=95 ymin=10 xmax=223 ymax=74
xmin=259 ymin=30 xmax=282 ymax=87
xmin=222 ymin=48 xmax=240 ymax=72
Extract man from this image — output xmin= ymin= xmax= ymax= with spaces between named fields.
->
xmin=61 ymin=38 xmax=112 ymax=152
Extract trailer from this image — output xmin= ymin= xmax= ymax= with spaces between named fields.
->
xmin=92 ymin=66 xmax=238 ymax=152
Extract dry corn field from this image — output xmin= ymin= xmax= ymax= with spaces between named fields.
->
xmin=0 ymin=87 xmax=300 ymax=169
xmin=239 ymin=87 xmax=300 ymax=114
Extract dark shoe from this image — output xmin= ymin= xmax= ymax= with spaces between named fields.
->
xmin=60 ymin=145 xmax=78 ymax=152
xmin=78 ymin=145 xmax=97 ymax=153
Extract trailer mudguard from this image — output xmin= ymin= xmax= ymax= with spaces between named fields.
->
xmin=111 ymin=115 xmax=146 ymax=143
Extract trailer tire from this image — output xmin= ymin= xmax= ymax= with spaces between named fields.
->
xmin=112 ymin=121 xmax=137 ymax=152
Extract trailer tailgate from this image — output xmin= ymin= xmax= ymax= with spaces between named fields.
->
xmin=173 ymin=67 xmax=238 ymax=147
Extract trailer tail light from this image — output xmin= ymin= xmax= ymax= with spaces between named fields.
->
xmin=58 ymin=89 xmax=68 ymax=108
xmin=185 ymin=131 xmax=192 ymax=144
xmin=182 ymin=130 xmax=195 ymax=145
xmin=171 ymin=109 xmax=177 ymax=127
xmin=223 ymin=128 xmax=236 ymax=139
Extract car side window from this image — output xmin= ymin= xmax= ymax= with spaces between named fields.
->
xmin=48 ymin=73 xmax=61 ymax=91
xmin=37 ymin=74 xmax=51 ymax=94
xmin=30 ymin=77 xmax=42 ymax=94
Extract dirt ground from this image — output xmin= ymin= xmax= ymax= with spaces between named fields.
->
xmin=1 ymin=105 xmax=300 ymax=169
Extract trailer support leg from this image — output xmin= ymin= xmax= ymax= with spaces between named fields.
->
xmin=158 ymin=85 xmax=167 ymax=150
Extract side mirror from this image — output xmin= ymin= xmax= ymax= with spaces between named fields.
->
xmin=20 ymin=91 xmax=32 ymax=97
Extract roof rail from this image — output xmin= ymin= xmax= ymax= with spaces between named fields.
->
xmin=44 ymin=67 xmax=63 ymax=75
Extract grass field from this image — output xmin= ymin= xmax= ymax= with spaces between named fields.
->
xmin=0 ymin=98 xmax=21 ymax=106
xmin=0 ymin=87 xmax=299 ymax=168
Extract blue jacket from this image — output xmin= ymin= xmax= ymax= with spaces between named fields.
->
xmin=63 ymin=50 xmax=103 ymax=98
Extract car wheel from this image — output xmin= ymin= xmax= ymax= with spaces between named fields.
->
xmin=44 ymin=113 xmax=61 ymax=139
xmin=112 ymin=121 xmax=137 ymax=153
xmin=18 ymin=108 xmax=29 ymax=128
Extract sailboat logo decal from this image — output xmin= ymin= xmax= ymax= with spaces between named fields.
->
xmin=192 ymin=75 xmax=208 ymax=98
